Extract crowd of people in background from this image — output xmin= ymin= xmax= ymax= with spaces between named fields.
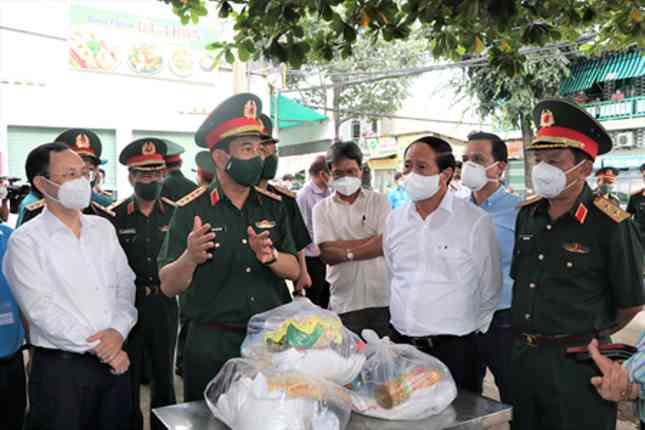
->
xmin=0 ymin=94 xmax=644 ymax=430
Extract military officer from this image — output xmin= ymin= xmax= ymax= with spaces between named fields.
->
xmin=256 ymin=114 xmax=312 ymax=294
xmin=105 ymin=138 xmax=177 ymax=430
xmin=19 ymin=128 xmax=113 ymax=225
xmin=627 ymin=162 xmax=645 ymax=242
xmin=175 ymin=150 xmax=216 ymax=377
xmin=594 ymin=166 xmax=621 ymax=205
xmin=511 ymin=99 xmax=644 ymax=430
xmin=160 ymin=140 xmax=198 ymax=202
xmin=158 ymin=93 xmax=300 ymax=402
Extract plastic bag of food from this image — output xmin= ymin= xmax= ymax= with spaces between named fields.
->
xmin=346 ymin=330 xmax=457 ymax=420
xmin=205 ymin=358 xmax=352 ymax=430
xmin=241 ymin=298 xmax=366 ymax=385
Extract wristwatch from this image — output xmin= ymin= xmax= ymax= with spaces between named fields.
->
xmin=345 ymin=249 xmax=355 ymax=261
xmin=263 ymin=247 xmax=279 ymax=266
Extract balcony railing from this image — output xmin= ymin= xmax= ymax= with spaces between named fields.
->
xmin=583 ymin=96 xmax=645 ymax=121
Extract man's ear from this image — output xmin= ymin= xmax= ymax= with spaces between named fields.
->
xmin=580 ymin=160 xmax=594 ymax=178
xmin=441 ymin=167 xmax=454 ymax=184
xmin=212 ymin=149 xmax=228 ymax=170
xmin=33 ymin=176 xmax=48 ymax=196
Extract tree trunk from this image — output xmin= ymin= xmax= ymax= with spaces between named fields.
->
xmin=331 ymin=76 xmax=343 ymax=142
xmin=520 ymin=113 xmax=535 ymax=193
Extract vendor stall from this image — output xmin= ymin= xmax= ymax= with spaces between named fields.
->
xmin=153 ymin=390 xmax=512 ymax=430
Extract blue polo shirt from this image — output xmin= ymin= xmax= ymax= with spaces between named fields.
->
xmin=0 ymin=224 xmax=24 ymax=358
xmin=473 ymin=187 xmax=520 ymax=311
xmin=387 ymin=185 xmax=409 ymax=209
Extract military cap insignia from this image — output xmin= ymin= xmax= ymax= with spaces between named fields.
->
xmin=243 ymin=100 xmax=258 ymax=119
xmin=540 ymin=109 xmax=555 ymax=128
xmin=76 ymin=133 xmax=90 ymax=149
xmin=142 ymin=142 xmax=156 ymax=155
xmin=562 ymin=242 xmax=590 ymax=254
xmin=256 ymin=219 xmax=276 ymax=229
xmin=593 ymin=196 xmax=631 ymax=223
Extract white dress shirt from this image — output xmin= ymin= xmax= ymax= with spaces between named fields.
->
xmin=384 ymin=190 xmax=501 ymax=337
xmin=3 ymin=208 xmax=137 ymax=353
xmin=313 ymin=189 xmax=390 ymax=314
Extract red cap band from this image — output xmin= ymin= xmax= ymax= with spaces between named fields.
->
xmin=537 ymin=126 xmax=599 ymax=159
xmin=206 ymin=117 xmax=263 ymax=149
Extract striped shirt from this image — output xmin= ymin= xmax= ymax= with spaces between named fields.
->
xmin=624 ymin=331 xmax=645 ymax=423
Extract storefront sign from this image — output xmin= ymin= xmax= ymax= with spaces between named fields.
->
xmin=69 ymin=4 xmax=226 ymax=82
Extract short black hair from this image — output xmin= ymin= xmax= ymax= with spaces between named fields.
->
xmin=166 ymin=160 xmax=182 ymax=169
xmin=25 ymin=142 xmax=70 ymax=190
xmin=467 ymin=131 xmax=509 ymax=163
xmin=640 ymin=162 xmax=645 ymax=172
xmin=80 ymin=154 xmax=99 ymax=168
xmin=309 ymin=155 xmax=329 ymax=176
xmin=404 ymin=136 xmax=456 ymax=174
xmin=326 ymin=141 xmax=363 ymax=169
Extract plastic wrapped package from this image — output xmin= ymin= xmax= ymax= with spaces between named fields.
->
xmin=241 ymin=299 xmax=367 ymax=385
xmin=204 ymin=358 xmax=353 ymax=430
xmin=347 ymin=330 xmax=457 ymax=420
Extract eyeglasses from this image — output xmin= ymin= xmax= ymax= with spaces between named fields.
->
xmin=48 ymin=168 xmax=94 ymax=182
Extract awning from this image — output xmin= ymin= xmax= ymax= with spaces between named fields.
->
xmin=270 ymin=94 xmax=328 ymax=129
xmin=560 ymin=51 xmax=645 ymax=95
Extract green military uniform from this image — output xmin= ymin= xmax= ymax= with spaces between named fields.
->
xmin=107 ymin=138 xmax=177 ymax=430
xmin=160 ymin=140 xmax=198 ymax=202
xmin=19 ymin=128 xmax=113 ymax=226
xmin=158 ymin=93 xmax=297 ymax=402
xmin=511 ymin=99 xmax=645 ymax=430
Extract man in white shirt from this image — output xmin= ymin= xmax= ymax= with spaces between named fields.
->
xmin=383 ymin=136 xmax=501 ymax=391
xmin=313 ymin=141 xmax=391 ymax=338
xmin=3 ymin=143 xmax=137 ymax=430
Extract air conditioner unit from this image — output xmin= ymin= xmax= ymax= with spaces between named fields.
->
xmin=614 ymin=131 xmax=636 ymax=149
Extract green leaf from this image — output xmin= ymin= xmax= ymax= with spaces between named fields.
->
xmin=225 ymin=49 xmax=236 ymax=64
xmin=180 ymin=14 xmax=190 ymax=25
xmin=238 ymin=46 xmax=251 ymax=62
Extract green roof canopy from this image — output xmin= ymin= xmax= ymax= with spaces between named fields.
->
xmin=560 ymin=51 xmax=645 ymax=95
xmin=270 ymin=94 xmax=328 ymax=129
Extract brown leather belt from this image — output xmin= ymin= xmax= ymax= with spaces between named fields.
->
xmin=201 ymin=321 xmax=247 ymax=334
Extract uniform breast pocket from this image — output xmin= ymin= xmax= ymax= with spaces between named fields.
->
xmin=117 ymin=230 xmax=137 ymax=248
xmin=560 ymin=243 xmax=597 ymax=274
xmin=514 ymin=234 xmax=535 ymax=258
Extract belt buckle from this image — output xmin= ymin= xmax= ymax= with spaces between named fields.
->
xmin=525 ymin=334 xmax=537 ymax=347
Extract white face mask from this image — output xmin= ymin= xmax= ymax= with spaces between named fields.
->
xmin=461 ymin=161 xmax=499 ymax=192
xmin=43 ymin=177 xmax=92 ymax=210
xmin=531 ymin=161 xmax=584 ymax=199
xmin=405 ymin=172 xmax=441 ymax=202
xmin=329 ymin=176 xmax=361 ymax=197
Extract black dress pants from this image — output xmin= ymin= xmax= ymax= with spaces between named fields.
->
xmin=26 ymin=347 xmax=132 ymax=430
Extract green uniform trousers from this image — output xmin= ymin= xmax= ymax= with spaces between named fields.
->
xmin=183 ymin=323 xmax=246 ymax=402
xmin=511 ymin=340 xmax=617 ymax=430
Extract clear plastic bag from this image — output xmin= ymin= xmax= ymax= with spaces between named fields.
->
xmin=241 ymin=298 xmax=367 ymax=385
xmin=346 ymin=330 xmax=457 ymax=420
xmin=204 ymin=358 xmax=353 ymax=430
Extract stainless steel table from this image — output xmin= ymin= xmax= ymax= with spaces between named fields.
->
xmin=153 ymin=390 xmax=512 ymax=429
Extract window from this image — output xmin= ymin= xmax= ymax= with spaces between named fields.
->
xmin=351 ymin=120 xmax=361 ymax=140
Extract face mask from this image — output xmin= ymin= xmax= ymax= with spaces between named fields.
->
xmin=134 ymin=181 xmax=162 ymax=202
xmin=405 ymin=172 xmax=441 ymax=202
xmin=531 ymin=161 xmax=584 ymax=199
xmin=599 ymin=183 xmax=614 ymax=194
xmin=43 ymin=177 xmax=91 ymax=210
xmin=461 ymin=161 xmax=499 ymax=192
xmin=225 ymin=156 xmax=263 ymax=187
xmin=329 ymin=176 xmax=361 ymax=196
xmin=260 ymin=154 xmax=279 ymax=181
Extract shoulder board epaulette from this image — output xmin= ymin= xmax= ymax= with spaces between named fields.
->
xmin=177 ymin=186 xmax=208 ymax=207
xmin=254 ymin=186 xmax=282 ymax=202
xmin=91 ymin=201 xmax=115 ymax=217
xmin=516 ymin=194 xmax=543 ymax=209
xmin=593 ymin=196 xmax=631 ymax=223
xmin=25 ymin=199 xmax=45 ymax=211
xmin=107 ymin=198 xmax=129 ymax=212
xmin=161 ymin=197 xmax=177 ymax=208
xmin=270 ymin=184 xmax=296 ymax=199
